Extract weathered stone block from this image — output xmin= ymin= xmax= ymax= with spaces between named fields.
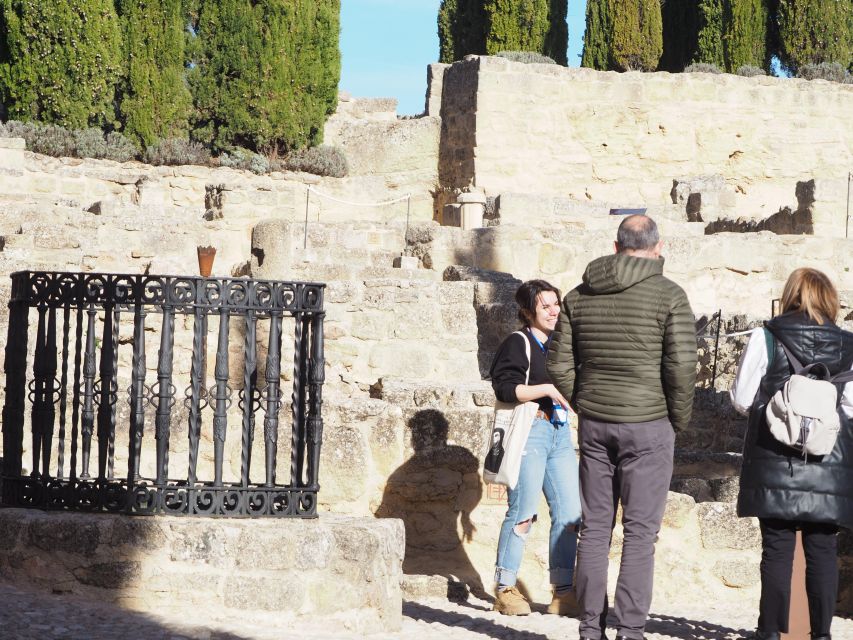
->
xmin=697 ymin=503 xmax=761 ymax=550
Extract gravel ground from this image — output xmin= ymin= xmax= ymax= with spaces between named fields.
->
xmin=1 ymin=580 xmax=852 ymax=640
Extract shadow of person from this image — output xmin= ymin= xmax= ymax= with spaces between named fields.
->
xmin=376 ymin=408 xmax=488 ymax=600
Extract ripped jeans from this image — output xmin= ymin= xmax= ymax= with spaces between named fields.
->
xmin=495 ymin=417 xmax=582 ymax=587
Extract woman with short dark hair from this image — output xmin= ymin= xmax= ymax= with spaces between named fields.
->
xmin=489 ymin=279 xmax=582 ymax=617
xmin=732 ymin=267 xmax=853 ymax=640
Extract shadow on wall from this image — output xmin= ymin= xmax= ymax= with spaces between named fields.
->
xmin=442 ymin=264 xmax=521 ymax=378
xmin=375 ymin=409 xmax=488 ymax=599
xmin=703 ymin=179 xmax=816 ymax=235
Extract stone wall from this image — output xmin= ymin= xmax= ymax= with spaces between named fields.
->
xmin=430 ymin=57 xmax=853 ymax=236
xmin=0 ymin=509 xmax=405 ymax=633
xmin=406 ymin=218 xmax=853 ymax=318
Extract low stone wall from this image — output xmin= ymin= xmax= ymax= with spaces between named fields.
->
xmin=431 ymin=57 xmax=853 ymax=236
xmin=406 ymin=220 xmax=853 ymax=318
xmin=0 ymin=509 xmax=405 ymax=633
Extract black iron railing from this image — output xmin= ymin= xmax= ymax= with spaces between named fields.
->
xmin=1 ymin=271 xmax=325 ymax=517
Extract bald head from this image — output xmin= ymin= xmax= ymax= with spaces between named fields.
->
xmin=615 ymin=215 xmax=661 ymax=256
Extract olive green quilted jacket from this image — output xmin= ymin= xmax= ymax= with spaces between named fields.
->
xmin=546 ymin=253 xmax=697 ymax=431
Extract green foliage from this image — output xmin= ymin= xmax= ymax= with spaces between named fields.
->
xmin=695 ymin=0 xmax=727 ymax=68
xmin=484 ymin=0 xmax=568 ymax=65
xmin=438 ymin=0 xmax=567 ymax=64
xmin=684 ymin=62 xmax=724 ymax=73
xmin=797 ymin=61 xmax=853 ymax=82
xmin=116 ymin=0 xmax=192 ymax=148
xmin=189 ymin=0 xmax=340 ymax=154
xmin=659 ymin=0 xmax=702 ymax=71
xmin=581 ymin=0 xmax=612 ymax=69
xmin=610 ymin=0 xmax=663 ymax=71
xmin=143 ymin=137 xmax=211 ymax=166
xmin=280 ymin=145 xmax=348 ymax=178
xmin=776 ymin=0 xmax=852 ymax=75
xmin=219 ymin=147 xmax=270 ymax=174
xmin=438 ymin=0 xmax=488 ymax=62
xmin=495 ymin=50 xmax=557 ymax=64
xmin=0 ymin=1 xmax=122 ymax=128
xmin=724 ymin=0 xmax=769 ymax=71
xmin=736 ymin=64 xmax=767 ymax=76
xmin=695 ymin=0 xmax=770 ymax=72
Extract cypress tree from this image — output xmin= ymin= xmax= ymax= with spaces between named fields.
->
xmin=659 ymin=0 xmax=702 ymax=71
xmin=694 ymin=0 xmax=726 ymax=67
xmin=484 ymin=0 xmax=568 ymax=65
xmin=724 ymin=0 xmax=769 ymax=71
xmin=117 ymin=0 xmax=192 ymax=148
xmin=580 ymin=0 xmax=612 ymax=69
xmin=438 ymin=0 xmax=567 ymax=64
xmin=190 ymin=0 xmax=340 ymax=153
xmin=438 ymin=0 xmax=488 ymax=62
xmin=776 ymin=0 xmax=852 ymax=74
xmin=610 ymin=0 xmax=663 ymax=71
xmin=0 ymin=0 xmax=121 ymax=128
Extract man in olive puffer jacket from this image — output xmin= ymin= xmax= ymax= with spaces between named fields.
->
xmin=547 ymin=215 xmax=697 ymax=640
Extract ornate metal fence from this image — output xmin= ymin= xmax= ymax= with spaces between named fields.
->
xmin=1 ymin=271 xmax=325 ymax=517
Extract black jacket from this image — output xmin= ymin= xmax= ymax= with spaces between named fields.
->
xmin=490 ymin=328 xmax=553 ymax=419
xmin=737 ymin=311 xmax=853 ymax=528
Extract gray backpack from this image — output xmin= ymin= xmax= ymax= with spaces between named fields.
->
xmin=765 ymin=328 xmax=853 ymax=457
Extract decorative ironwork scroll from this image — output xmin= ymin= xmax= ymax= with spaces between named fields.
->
xmin=1 ymin=271 xmax=326 ymax=518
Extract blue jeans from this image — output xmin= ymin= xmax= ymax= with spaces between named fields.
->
xmin=495 ymin=417 xmax=582 ymax=587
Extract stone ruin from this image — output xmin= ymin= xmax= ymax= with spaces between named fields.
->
xmin=0 ymin=57 xmax=852 ymax=632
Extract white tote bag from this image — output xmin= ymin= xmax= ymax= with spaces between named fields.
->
xmin=483 ymin=331 xmax=539 ymax=489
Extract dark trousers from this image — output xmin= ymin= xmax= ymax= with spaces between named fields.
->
xmin=758 ymin=518 xmax=839 ymax=636
xmin=575 ymin=416 xmax=675 ymax=640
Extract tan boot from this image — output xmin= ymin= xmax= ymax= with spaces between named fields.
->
xmin=546 ymin=589 xmax=580 ymax=616
xmin=493 ymin=586 xmax=531 ymax=616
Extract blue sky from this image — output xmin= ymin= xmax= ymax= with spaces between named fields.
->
xmin=340 ymin=0 xmax=588 ymax=115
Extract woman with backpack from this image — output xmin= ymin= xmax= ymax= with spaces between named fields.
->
xmin=488 ymin=279 xmax=582 ymax=617
xmin=731 ymin=267 xmax=853 ymax=640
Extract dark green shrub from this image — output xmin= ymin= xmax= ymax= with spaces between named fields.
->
xmin=189 ymin=0 xmax=341 ymax=154
xmin=282 ymin=145 xmax=348 ymax=178
xmin=581 ymin=0 xmax=612 ymax=70
xmin=797 ymin=62 xmax=853 ymax=83
xmin=724 ymin=0 xmax=769 ymax=71
xmin=116 ymin=0 xmax=192 ymax=148
xmin=439 ymin=0 xmax=567 ymax=65
xmin=736 ymin=64 xmax=766 ymax=76
xmin=219 ymin=147 xmax=269 ymax=174
xmin=0 ymin=1 xmax=122 ymax=128
xmin=659 ymin=0 xmax=701 ymax=71
xmin=143 ymin=138 xmax=211 ymax=166
xmin=610 ymin=0 xmax=663 ymax=71
xmin=438 ymin=0 xmax=488 ymax=62
xmin=684 ymin=62 xmax=724 ymax=73
xmin=495 ymin=50 xmax=557 ymax=64
xmin=695 ymin=0 xmax=726 ymax=68
xmin=484 ymin=0 xmax=568 ymax=65
xmin=776 ymin=0 xmax=852 ymax=75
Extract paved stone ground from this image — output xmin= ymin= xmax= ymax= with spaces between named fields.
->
xmin=2 ymin=579 xmax=853 ymax=640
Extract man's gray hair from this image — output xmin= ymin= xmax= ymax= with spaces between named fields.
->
xmin=616 ymin=215 xmax=659 ymax=251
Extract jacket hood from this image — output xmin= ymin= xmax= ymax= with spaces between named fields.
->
xmin=582 ymin=253 xmax=664 ymax=294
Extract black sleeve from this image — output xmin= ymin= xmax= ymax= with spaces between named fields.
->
xmin=489 ymin=332 xmax=530 ymax=403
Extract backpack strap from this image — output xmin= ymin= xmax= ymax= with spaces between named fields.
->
xmin=513 ymin=330 xmax=532 ymax=385
xmin=763 ymin=327 xmax=775 ymax=364
xmin=765 ymin=325 xmax=805 ymax=372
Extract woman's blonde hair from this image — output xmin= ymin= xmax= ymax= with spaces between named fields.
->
xmin=780 ymin=267 xmax=840 ymax=324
